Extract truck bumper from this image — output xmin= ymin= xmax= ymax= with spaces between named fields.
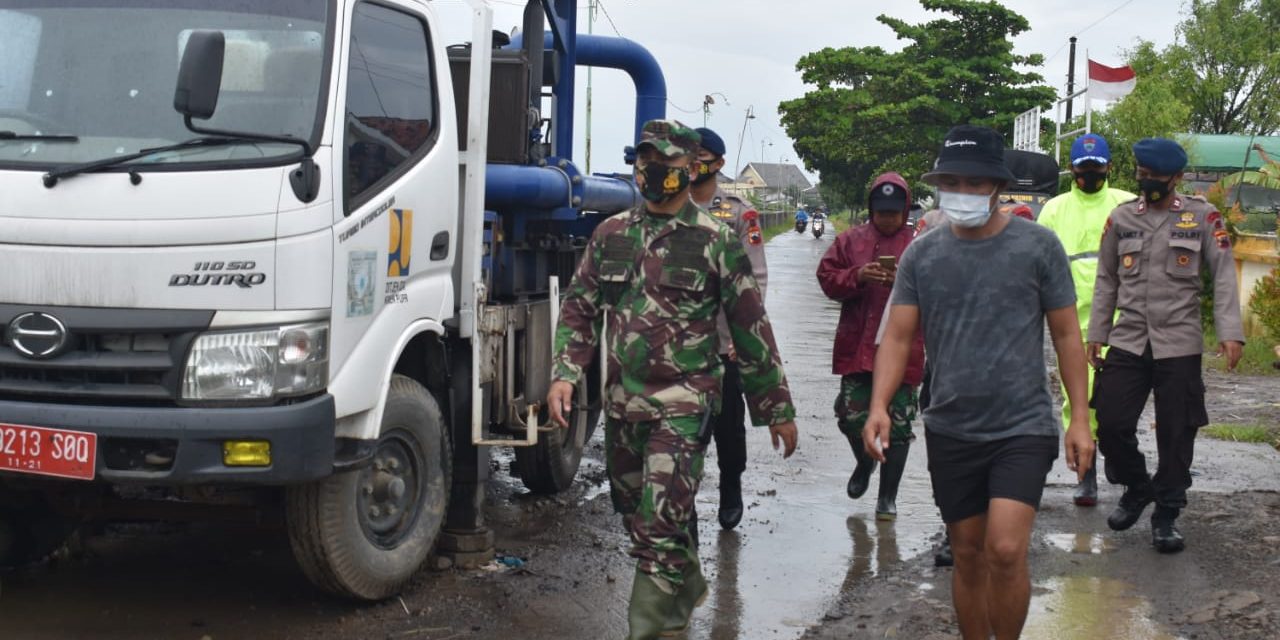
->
xmin=0 ymin=395 xmax=336 ymax=485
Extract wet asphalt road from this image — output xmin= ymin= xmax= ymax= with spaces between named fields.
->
xmin=1 ymin=226 xmax=947 ymax=640
xmin=2 ymin=226 xmax=1276 ymax=640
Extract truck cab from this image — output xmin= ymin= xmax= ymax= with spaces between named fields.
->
xmin=0 ymin=0 xmax=660 ymax=600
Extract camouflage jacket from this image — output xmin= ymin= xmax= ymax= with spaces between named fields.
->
xmin=695 ymin=187 xmax=767 ymax=355
xmin=552 ymin=201 xmax=795 ymax=426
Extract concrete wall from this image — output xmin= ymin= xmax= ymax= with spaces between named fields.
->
xmin=1235 ymin=233 xmax=1279 ymax=338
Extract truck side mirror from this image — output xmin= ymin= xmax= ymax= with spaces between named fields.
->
xmin=174 ymin=30 xmax=225 ymax=120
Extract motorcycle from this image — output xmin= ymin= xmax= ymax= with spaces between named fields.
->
xmin=794 ymin=218 xmax=807 ymax=233
xmin=811 ymin=216 xmax=825 ymax=238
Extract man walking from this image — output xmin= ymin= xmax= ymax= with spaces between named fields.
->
xmin=1038 ymin=133 xmax=1136 ymax=506
xmin=866 ymin=125 xmax=1094 ymax=640
xmin=817 ymin=172 xmax=924 ymax=520
xmin=689 ymin=127 xmax=768 ymax=531
xmin=548 ymin=120 xmax=798 ymax=639
xmin=1089 ymin=137 xmax=1245 ymax=553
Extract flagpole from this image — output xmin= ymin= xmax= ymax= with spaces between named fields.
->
xmin=1085 ymin=48 xmax=1092 ymax=134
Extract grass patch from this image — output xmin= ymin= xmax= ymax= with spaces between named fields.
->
xmin=1201 ymin=423 xmax=1278 ymax=448
xmin=1203 ymin=328 xmax=1280 ymax=376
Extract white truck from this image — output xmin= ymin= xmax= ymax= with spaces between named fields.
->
xmin=0 ymin=0 xmax=668 ymax=600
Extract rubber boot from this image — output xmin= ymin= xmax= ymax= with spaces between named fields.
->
xmin=846 ymin=434 xmax=877 ymax=500
xmin=718 ymin=474 xmax=743 ymax=530
xmin=1151 ymin=505 xmax=1185 ymax=554
xmin=628 ymin=569 xmax=678 ymax=640
xmin=662 ymin=562 xmax=709 ymax=637
xmin=933 ymin=531 xmax=954 ymax=567
xmin=1073 ymin=449 xmax=1099 ymax=507
xmin=1107 ymin=480 xmax=1155 ymax=531
xmin=875 ymin=441 xmax=910 ymax=521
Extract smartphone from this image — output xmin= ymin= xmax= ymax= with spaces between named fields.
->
xmin=877 ymin=255 xmax=897 ymax=270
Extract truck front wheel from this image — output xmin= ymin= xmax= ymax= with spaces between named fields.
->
xmin=286 ymin=375 xmax=451 ymax=601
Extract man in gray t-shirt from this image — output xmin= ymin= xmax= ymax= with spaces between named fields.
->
xmin=864 ymin=125 xmax=1094 ymax=640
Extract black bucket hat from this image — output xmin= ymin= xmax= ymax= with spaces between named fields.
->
xmin=922 ymin=125 xmax=1016 ymax=185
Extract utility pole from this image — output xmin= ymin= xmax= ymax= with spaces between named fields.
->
xmin=1065 ymin=36 xmax=1077 ymax=123
xmin=585 ymin=0 xmax=596 ymax=173
xmin=733 ymin=105 xmax=755 ymax=182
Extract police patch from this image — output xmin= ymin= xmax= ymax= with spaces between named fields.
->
xmin=1214 ymin=228 xmax=1231 ymax=249
xmin=1122 ymin=255 xmax=1135 ymax=269
xmin=1175 ymin=212 xmax=1197 ymax=229
xmin=1177 ymin=254 xmax=1191 ymax=266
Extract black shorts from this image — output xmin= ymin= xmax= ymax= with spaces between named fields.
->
xmin=926 ymin=431 xmax=1058 ymax=524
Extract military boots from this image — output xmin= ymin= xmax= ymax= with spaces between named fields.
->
xmin=1151 ymin=505 xmax=1186 ymax=554
xmin=875 ymin=442 xmax=910 ymax=520
xmin=1107 ymin=481 xmax=1155 ymax=531
xmin=628 ymin=569 xmax=678 ymax=640
xmin=846 ymin=434 xmax=877 ymax=500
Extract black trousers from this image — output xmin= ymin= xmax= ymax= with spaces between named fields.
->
xmin=1093 ymin=345 xmax=1208 ymax=509
xmin=713 ymin=356 xmax=748 ymax=477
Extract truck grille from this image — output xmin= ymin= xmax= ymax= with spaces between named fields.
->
xmin=0 ymin=306 xmax=212 ymax=405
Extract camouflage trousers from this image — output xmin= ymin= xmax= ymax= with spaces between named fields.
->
xmin=834 ymin=373 xmax=918 ymax=446
xmin=605 ymin=415 xmax=706 ymax=588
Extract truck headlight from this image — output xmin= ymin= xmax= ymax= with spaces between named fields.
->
xmin=182 ymin=323 xmax=329 ymax=401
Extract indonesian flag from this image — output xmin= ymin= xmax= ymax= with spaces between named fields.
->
xmin=1088 ymin=59 xmax=1136 ymax=101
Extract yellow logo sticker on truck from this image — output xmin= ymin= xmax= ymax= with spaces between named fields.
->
xmin=388 ymin=209 xmax=413 ymax=277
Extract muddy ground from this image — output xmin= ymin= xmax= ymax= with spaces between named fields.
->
xmin=1 ymin=229 xmax=1278 ymax=640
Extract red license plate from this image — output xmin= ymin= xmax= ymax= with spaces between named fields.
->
xmin=0 ymin=423 xmax=97 ymax=481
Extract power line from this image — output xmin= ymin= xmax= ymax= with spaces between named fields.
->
xmin=596 ymin=0 xmax=622 ymax=37
xmin=1044 ymin=0 xmax=1138 ymax=66
xmin=666 ymin=99 xmax=701 ymax=114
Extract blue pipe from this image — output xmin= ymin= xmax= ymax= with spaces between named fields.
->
xmin=509 ymin=32 xmax=668 ymax=149
xmin=485 ymin=165 xmax=572 ymax=209
xmin=485 ymin=164 xmax=638 ymax=213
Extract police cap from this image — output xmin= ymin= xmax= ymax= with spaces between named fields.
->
xmin=1132 ymin=138 xmax=1188 ymax=175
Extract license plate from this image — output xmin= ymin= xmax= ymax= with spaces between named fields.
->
xmin=0 ymin=423 xmax=97 ymax=481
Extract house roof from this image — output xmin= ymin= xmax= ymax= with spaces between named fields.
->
xmin=740 ymin=162 xmax=812 ymax=190
xmin=1184 ymin=134 xmax=1280 ymax=172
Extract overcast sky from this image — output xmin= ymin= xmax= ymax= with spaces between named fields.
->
xmin=432 ymin=0 xmax=1184 ymax=180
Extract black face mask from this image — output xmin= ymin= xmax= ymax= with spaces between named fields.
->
xmin=1139 ymin=177 xmax=1174 ymax=203
xmin=691 ymin=158 xmax=719 ymax=185
xmin=1074 ymin=171 xmax=1107 ymax=194
xmin=637 ymin=162 xmax=689 ymax=204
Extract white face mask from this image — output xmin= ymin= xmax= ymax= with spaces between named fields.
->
xmin=938 ymin=190 xmax=995 ymax=228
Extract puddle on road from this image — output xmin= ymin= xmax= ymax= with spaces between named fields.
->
xmin=1023 ymin=576 xmax=1185 ymax=640
xmin=681 ymin=231 xmax=943 ymax=640
xmin=1044 ymin=532 xmax=1116 ymax=555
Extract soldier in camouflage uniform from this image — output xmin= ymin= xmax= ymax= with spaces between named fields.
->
xmin=689 ymin=126 xmax=768 ymax=531
xmin=548 ymin=120 xmax=798 ymax=639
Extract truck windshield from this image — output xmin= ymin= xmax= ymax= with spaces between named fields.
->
xmin=0 ymin=0 xmax=331 ymax=168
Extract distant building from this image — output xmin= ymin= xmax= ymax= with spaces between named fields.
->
xmin=742 ymin=160 xmax=808 ymax=194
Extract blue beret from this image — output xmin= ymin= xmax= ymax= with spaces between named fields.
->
xmin=694 ymin=127 xmax=726 ymax=157
xmin=1132 ymin=138 xmax=1188 ymax=175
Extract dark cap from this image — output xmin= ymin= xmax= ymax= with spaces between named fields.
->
xmin=636 ymin=119 xmax=701 ymax=158
xmin=1133 ymin=137 xmax=1188 ymax=175
xmin=869 ymin=182 xmax=908 ymax=212
xmin=694 ymin=127 xmax=726 ymax=157
xmin=922 ymin=125 xmax=1016 ymax=185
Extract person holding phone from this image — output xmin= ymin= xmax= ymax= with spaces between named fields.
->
xmin=817 ymin=172 xmax=925 ymax=520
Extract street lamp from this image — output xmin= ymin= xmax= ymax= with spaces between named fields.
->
xmin=702 ymin=92 xmax=729 ymax=127
xmin=760 ymin=137 xmax=773 ymax=164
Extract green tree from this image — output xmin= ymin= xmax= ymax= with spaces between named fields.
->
xmin=1169 ymin=0 xmax=1280 ymax=135
xmin=779 ymin=0 xmax=1056 ymax=205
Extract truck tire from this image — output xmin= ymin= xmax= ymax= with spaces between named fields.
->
xmin=286 ymin=375 xmax=451 ymax=601
xmin=514 ymin=363 xmax=602 ymax=494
